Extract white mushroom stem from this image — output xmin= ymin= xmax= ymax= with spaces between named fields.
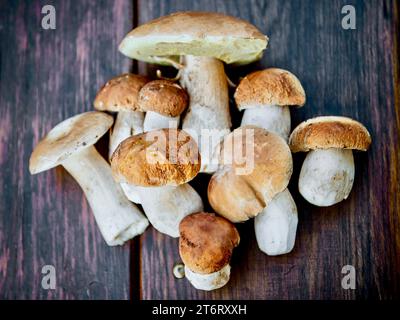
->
xmin=299 ymin=148 xmax=355 ymax=206
xmin=109 ymin=110 xmax=144 ymax=159
xmin=61 ymin=145 xmax=149 ymax=246
xmin=180 ymin=55 xmax=231 ymax=173
xmin=241 ymin=105 xmax=291 ymax=141
xmin=184 ymin=264 xmax=231 ymax=291
xmin=132 ymin=184 xmax=204 ymax=237
xmin=254 ymin=188 xmax=298 ymax=256
xmin=143 ymin=111 xmax=179 ymax=132
xmin=120 ymin=182 xmax=141 ymax=204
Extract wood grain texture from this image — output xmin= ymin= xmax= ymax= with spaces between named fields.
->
xmin=0 ymin=0 xmax=135 ymax=299
xmin=137 ymin=0 xmax=400 ymax=299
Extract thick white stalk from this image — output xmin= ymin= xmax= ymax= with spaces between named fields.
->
xmin=109 ymin=110 xmax=144 ymax=159
xmin=184 ymin=264 xmax=231 ymax=291
xmin=241 ymin=105 xmax=291 ymax=141
xmin=299 ymin=148 xmax=354 ymax=206
xmin=143 ymin=111 xmax=179 ymax=132
xmin=136 ymin=184 xmax=203 ymax=237
xmin=180 ymin=55 xmax=231 ymax=173
xmin=254 ymin=188 xmax=298 ymax=256
xmin=62 ymin=146 xmax=149 ymax=246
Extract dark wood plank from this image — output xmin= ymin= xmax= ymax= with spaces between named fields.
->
xmin=0 ymin=0 xmax=135 ymax=299
xmin=137 ymin=0 xmax=400 ymax=299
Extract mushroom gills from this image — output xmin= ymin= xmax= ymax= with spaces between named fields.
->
xmin=184 ymin=264 xmax=231 ymax=291
xmin=62 ymin=145 xmax=149 ymax=246
xmin=143 ymin=111 xmax=179 ymax=132
xmin=109 ymin=110 xmax=144 ymax=159
xmin=136 ymin=184 xmax=203 ymax=237
xmin=299 ymin=148 xmax=355 ymax=206
xmin=241 ymin=105 xmax=291 ymax=141
xmin=254 ymin=188 xmax=298 ymax=256
xmin=180 ymin=55 xmax=231 ymax=173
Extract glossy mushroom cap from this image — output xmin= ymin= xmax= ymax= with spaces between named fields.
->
xmin=179 ymin=212 xmax=240 ymax=274
xmin=94 ymin=73 xmax=149 ymax=112
xmin=208 ymin=126 xmax=293 ymax=222
xmin=119 ymin=11 xmax=268 ymax=66
xmin=29 ymin=111 xmax=113 ymax=174
xmin=111 ymin=128 xmax=201 ymax=186
xmin=138 ymin=80 xmax=188 ymax=117
xmin=289 ymin=116 xmax=372 ymax=153
xmin=234 ymin=68 xmax=306 ymax=111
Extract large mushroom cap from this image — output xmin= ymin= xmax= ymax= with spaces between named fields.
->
xmin=179 ymin=212 xmax=240 ymax=274
xmin=119 ymin=11 xmax=268 ymax=66
xmin=289 ymin=116 xmax=372 ymax=153
xmin=94 ymin=73 xmax=149 ymax=112
xmin=208 ymin=126 xmax=293 ymax=222
xmin=138 ymin=80 xmax=188 ymax=117
xmin=111 ymin=128 xmax=201 ymax=186
xmin=234 ymin=68 xmax=306 ymax=110
xmin=29 ymin=111 xmax=113 ymax=174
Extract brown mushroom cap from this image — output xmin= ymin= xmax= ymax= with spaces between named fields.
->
xmin=208 ymin=126 xmax=293 ymax=222
xmin=119 ymin=11 xmax=268 ymax=66
xmin=289 ymin=116 xmax=372 ymax=153
xmin=137 ymin=80 xmax=189 ymax=117
xmin=234 ymin=68 xmax=306 ymax=111
xmin=94 ymin=73 xmax=149 ymax=112
xmin=179 ymin=212 xmax=240 ymax=274
xmin=30 ymin=111 xmax=113 ymax=174
xmin=111 ymin=128 xmax=200 ymax=186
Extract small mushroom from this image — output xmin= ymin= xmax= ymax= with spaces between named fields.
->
xmin=29 ymin=112 xmax=149 ymax=246
xmin=208 ymin=126 xmax=293 ymax=223
xmin=138 ymin=80 xmax=188 ymax=132
xmin=289 ymin=116 xmax=372 ymax=206
xmin=235 ymin=68 xmax=306 ymax=141
xmin=119 ymin=12 xmax=268 ymax=173
xmin=94 ymin=73 xmax=149 ymax=159
xmin=111 ymin=128 xmax=203 ymax=237
xmin=179 ymin=212 xmax=240 ymax=291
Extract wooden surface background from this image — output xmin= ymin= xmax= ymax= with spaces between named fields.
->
xmin=0 ymin=0 xmax=399 ymax=300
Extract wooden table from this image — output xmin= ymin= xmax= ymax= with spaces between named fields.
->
xmin=0 ymin=0 xmax=399 ymax=300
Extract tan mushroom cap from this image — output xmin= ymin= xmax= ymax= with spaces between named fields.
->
xmin=119 ymin=11 xmax=268 ymax=66
xmin=234 ymin=68 xmax=306 ymax=110
xmin=179 ymin=212 xmax=240 ymax=274
xmin=137 ymin=80 xmax=188 ymax=117
xmin=289 ymin=116 xmax=372 ymax=153
xmin=208 ymin=126 xmax=293 ymax=222
xmin=30 ymin=111 xmax=113 ymax=174
xmin=111 ymin=128 xmax=200 ymax=186
xmin=94 ymin=73 xmax=149 ymax=112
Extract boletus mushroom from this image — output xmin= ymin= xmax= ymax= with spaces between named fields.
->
xmin=235 ymin=68 xmax=306 ymax=141
xmin=94 ymin=73 xmax=149 ymax=159
xmin=289 ymin=116 xmax=372 ymax=206
xmin=179 ymin=212 xmax=240 ymax=291
xmin=234 ymin=68 xmax=304 ymax=255
xmin=208 ymin=126 xmax=293 ymax=222
xmin=111 ymin=129 xmax=203 ymax=237
xmin=119 ymin=11 xmax=268 ymax=173
xmin=208 ymin=126 xmax=297 ymax=255
xmin=29 ymin=111 xmax=149 ymax=246
xmin=138 ymin=80 xmax=189 ymax=132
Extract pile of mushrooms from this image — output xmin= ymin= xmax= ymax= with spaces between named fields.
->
xmin=30 ymin=11 xmax=372 ymax=291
